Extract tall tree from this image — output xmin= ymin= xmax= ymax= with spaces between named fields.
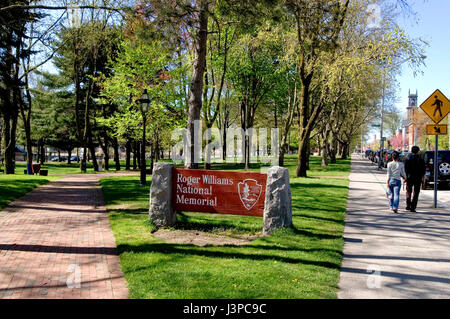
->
xmin=282 ymin=0 xmax=350 ymax=177
xmin=227 ymin=26 xmax=283 ymax=169
xmin=0 ymin=0 xmax=40 ymax=174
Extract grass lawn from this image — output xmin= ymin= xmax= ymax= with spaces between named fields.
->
xmin=0 ymin=174 xmax=59 ymax=210
xmin=100 ymin=155 xmax=350 ymax=299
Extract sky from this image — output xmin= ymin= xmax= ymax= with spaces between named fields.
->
xmin=395 ymin=0 xmax=450 ymax=120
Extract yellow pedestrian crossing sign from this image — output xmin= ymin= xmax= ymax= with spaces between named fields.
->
xmin=426 ymin=124 xmax=448 ymax=135
xmin=420 ymin=89 xmax=450 ymax=124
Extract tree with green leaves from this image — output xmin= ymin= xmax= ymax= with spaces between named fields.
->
xmin=227 ymin=24 xmax=284 ymax=169
xmin=97 ymin=17 xmax=182 ymax=173
xmin=52 ymin=19 xmax=120 ymax=171
xmin=0 ymin=0 xmax=41 ymax=174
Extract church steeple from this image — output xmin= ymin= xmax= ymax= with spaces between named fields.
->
xmin=408 ymin=89 xmax=418 ymax=109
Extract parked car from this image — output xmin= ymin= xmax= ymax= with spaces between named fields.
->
xmin=421 ymin=150 xmax=450 ymax=189
xmin=70 ymin=156 xmax=80 ymax=162
xmin=50 ymin=156 xmax=67 ymax=162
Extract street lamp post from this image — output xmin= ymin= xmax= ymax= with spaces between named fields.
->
xmin=137 ymin=89 xmax=150 ymax=186
xmin=378 ymin=74 xmax=386 ymax=170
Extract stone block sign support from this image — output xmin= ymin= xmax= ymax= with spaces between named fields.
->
xmin=263 ymin=166 xmax=293 ymax=235
xmin=149 ymin=162 xmax=177 ymax=227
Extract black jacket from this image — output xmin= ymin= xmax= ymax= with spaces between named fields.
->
xmin=404 ymin=154 xmax=426 ymax=182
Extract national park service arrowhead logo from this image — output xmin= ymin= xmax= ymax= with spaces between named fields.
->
xmin=238 ymin=179 xmax=262 ymax=211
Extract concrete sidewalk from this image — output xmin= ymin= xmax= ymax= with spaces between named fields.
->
xmin=338 ymin=154 xmax=450 ymax=299
xmin=0 ymin=173 xmax=136 ymax=299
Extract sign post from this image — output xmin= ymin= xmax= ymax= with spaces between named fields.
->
xmin=420 ymin=89 xmax=450 ymax=209
xmin=434 ymin=136 xmax=439 ymax=208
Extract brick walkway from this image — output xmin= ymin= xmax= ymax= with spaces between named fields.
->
xmin=0 ymin=173 xmax=136 ymax=299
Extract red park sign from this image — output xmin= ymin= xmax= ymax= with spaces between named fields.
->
xmin=172 ymin=168 xmax=267 ymax=217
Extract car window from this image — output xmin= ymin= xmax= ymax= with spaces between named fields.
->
xmin=423 ymin=151 xmax=450 ymax=163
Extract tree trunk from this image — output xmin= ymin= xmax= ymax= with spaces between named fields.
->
xmin=185 ymin=0 xmax=208 ymax=169
xmin=306 ymin=136 xmax=310 ymax=171
xmin=113 ymin=137 xmax=121 ymax=171
xmin=125 ymin=140 xmax=131 ymax=170
xmin=329 ymin=135 xmax=338 ymax=164
xmin=88 ymin=133 xmax=98 ymax=171
xmin=20 ymin=89 xmax=33 ymax=174
xmin=279 ymin=143 xmax=288 ymax=167
xmin=40 ymin=144 xmax=45 ymax=165
xmin=132 ymin=141 xmax=137 ymax=170
xmin=296 ymin=77 xmax=312 ymax=177
xmin=24 ymin=120 xmax=33 ymax=174
xmin=321 ymin=133 xmax=328 ymax=167
xmin=296 ymin=138 xmax=309 ymax=178
xmin=104 ymin=148 xmax=110 ymax=171
xmin=37 ymin=140 xmax=41 ymax=163
xmin=81 ymin=146 xmax=88 ymax=172
xmin=3 ymin=112 xmax=17 ymax=174
xmin=100 ymin=135 xmax=110 ymax=171
xmin=203 ymin=123 xmax=213 ymax=170
xmin=150 ymin=145 xmax=155 ymax=175
xmin=135 ymin=141 xmax=141 ymax=169
xmin=341 ymin=142 xmax=350 ymax=160
xmin=245 ymin=134 xmax=250 ymax=170
xmin=321 ymin=146 xmax=328 ymax=167
xmin=68 ymin=149 xmax=72 ymax=165
xmin=222 ymin=124 xmax=227 ymax=161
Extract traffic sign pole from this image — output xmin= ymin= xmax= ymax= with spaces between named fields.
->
xmin=434 ymin=136 xmax=438 ymax=209
xmin=420 ymin=89 xmax=450 ymax=211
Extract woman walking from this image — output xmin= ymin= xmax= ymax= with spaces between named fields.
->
xmin=386 ymin=152 xmax=407 ymax=214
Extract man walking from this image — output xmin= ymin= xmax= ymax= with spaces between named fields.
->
xmin=404 ymin=146 xmax=426 ymax=213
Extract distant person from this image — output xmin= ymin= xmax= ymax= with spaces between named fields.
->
xmin=404 ymin=146 xmax=426 ymax=213
xmin=377 ymin=151 xmax=382 ymax=170
xmin=386 ymin=152 xmax=407 ymax=214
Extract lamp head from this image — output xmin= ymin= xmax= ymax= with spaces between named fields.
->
xmin=138 ymin=89 xmax=151 ymax=113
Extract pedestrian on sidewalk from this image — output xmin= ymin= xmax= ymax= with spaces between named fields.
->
xmin=404 ymin=146 xmax=426 ymax=213
xmin=386 ymin=151 xmax=407 ymax=214
xmin=377 ymin=150 xmax=383 ymax=170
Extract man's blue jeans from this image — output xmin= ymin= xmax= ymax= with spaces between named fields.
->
xmin=388 ymin=179 xmax=402 ymax=210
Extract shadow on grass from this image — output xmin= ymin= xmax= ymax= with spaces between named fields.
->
xmin=295 ymin=213 xmax=345 ymax=225
xmin=175 ymin=212 xmax=261 ymax=234
xmin=117 ymin=242 xmax=341 ymax=270
xmin=109 ymin=209 xmax=148 ymax=215
xmin=290 ymin=182 xmax=348 ymax=190
xmin=245 ymin=244 xmax=343 ymax=255
xmin=289 ymin=227 xmax=342 ymax=240
xmin=0 ymin=178 xmax=51 ymax=210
